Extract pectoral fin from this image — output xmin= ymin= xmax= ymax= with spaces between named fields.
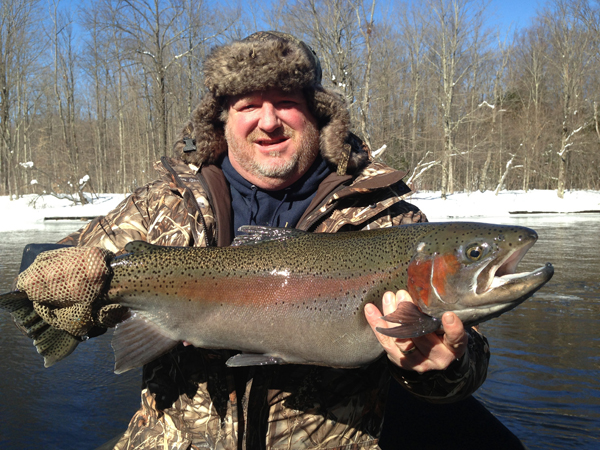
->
xmin=376 ymin=302 xmax=441 ymax=339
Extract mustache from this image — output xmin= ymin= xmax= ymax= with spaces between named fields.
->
xmin=248 ymin=127 xmax=294 ymax=143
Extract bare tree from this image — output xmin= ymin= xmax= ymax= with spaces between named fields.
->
xmin=80 ymin=3 xmax=111 ymax=192
xmin=478 ymin=34 xmax=511 ymax=192
xmin=424 ymin=0 xmax=491 ymax=198
xmin=171 ymin=0 xmax=234 ymax=117
xmin=104 ymin=0 xmax=212 ymax=159
xmin=0 ymin=0 xmax=42 ymax=198
xmin=48 ymin=0 xmax=90 ymax=203
xmin=398 ymin=4 xmax=430 ymax=171
xmin=543 ymin=0 xmax=593 ymax=198
xmin=282 ymin=0 xmax=361 ymax=120
xmin=509 ymin=21 xmax=550 ymax=192
xmin=350 ymin=0 xmax=376 ymax=149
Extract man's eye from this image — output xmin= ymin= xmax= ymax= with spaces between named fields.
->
xmin=278 ymin=99 xmax=298 ymax=107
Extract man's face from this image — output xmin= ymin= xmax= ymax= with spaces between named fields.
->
xmin=224 ymin=88 xmax=320 ymax=190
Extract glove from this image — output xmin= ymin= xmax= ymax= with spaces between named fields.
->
xmin=16 ymin=246 xmax=117 ymax=336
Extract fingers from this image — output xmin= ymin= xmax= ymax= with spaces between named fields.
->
xmin=364 ymin=296 xmax=397 ymax=351
xmin=405 ymin=312 xmax=467 ymax=371
xmin=441 ymin=312 xmax=468 ymax=359
xmin=365 ymin=291 xmax=420 ymax=368
xmin=382 ymin=291 xmax=418 ymax=356
xmin=366 ymin=290 xmax=468 ymax=372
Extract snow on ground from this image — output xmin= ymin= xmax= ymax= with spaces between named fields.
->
xmin=408 ymin=189 xmax=600 ymax=220
xmin=0 ymin=193 xmax=128 ymax=232
xmin=0 ymin=190 xmax=599 ymax=232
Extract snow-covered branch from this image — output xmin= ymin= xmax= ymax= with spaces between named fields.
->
xmin=372 ymin=144 xmax=387 ymax=158
xmin=406 ymin=152 xmax=441 ymax=186
xmin=495 ymin=154 xmax=518 ymax=196
xmin=557 ymin=123 xmax=588 ymax=157
xmin=478 ymin=100 xmax=495 ymax=109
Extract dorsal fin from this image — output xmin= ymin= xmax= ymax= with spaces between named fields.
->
xmin=232 ymin=226 xmax=308 ymax=247
xmin=124 ymin=241 xmax=164 ymax=254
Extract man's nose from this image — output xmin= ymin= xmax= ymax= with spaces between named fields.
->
xmin=258 ymin=103 xmax=282 ymax=132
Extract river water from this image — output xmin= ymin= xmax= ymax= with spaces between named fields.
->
xmin=0 ymin=216 xmax=598 ymax=449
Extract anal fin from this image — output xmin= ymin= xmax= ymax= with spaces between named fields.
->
xmin=112 ymin=313 xmax=178 ymax=374
xmin=226 ymin=354 xmax=286 ymax=367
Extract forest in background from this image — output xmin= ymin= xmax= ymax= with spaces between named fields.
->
xmin=1 ymin=0 xmax=599 ymax=203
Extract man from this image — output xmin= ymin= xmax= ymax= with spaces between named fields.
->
xmin=19 ymin=32 xmax=489 ymax=449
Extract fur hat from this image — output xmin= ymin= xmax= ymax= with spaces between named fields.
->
xmin=174 ymin=31 xmax=368 ymax=175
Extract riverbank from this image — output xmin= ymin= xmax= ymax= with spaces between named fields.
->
xmin=1 ymin=189 xmax=599 ymax=231
xmin=0 ymin=193 xmax=128 ymax=232
xmin=408 ymin=189 xmax=600 ymax=220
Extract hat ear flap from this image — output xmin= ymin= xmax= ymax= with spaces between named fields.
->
xmin=311 ymin=88 xmax=368 ymax=174
xmin=177 ymin=93 xmax=228 ymax=167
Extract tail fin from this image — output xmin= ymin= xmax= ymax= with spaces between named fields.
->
xmin=0 ymin=290 xmax=80 ymax=367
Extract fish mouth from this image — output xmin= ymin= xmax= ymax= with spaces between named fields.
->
xmin=471 ymin=233 xmax=553 ymax=308
xmin=454 ymin=262 xmax=554 ymax=327
xmin=476 ymin=231 xmax=537 ymax=295
xmin=488 ymin=262 xmax=554 ymax=291
xmin=443 ymin=227 xmax=554 ymax=327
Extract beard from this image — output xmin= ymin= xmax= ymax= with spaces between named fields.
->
xmin=225 ymin=120 xmax=320 ymax=183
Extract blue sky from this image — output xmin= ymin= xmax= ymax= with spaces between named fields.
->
xmin=255 ymin=0 xmax=544 ymax=37
xmin=488 ymin=0 xmax=542 ymax=31
xmin=59 ymin=0 xmax=544 ymax=44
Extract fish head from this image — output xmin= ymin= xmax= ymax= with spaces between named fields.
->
xmin=406 ymin=222 xmax=554 ymax=327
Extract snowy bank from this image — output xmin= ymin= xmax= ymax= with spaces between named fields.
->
xmin=408 ymin=190 xmax=600 ymax=220
xmin=0 ymin=193 xmax=128 ymax=232
xmin=0 ymin=190 xmax=599 ymax=232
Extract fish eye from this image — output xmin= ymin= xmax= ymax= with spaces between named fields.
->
xmin=466 ymin=244 xmax=484 ymax=261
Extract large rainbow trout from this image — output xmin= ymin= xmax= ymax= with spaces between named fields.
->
xmin=0 ymin=222 xmax=553 ymax=373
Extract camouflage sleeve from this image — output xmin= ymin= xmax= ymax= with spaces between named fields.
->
xmin=49 ymin=161 xmax=210 ymax=335
xmin=57 ymin=183 xmax=160 ymax=252
xmin=58 ymin=160 xmax=206 ymax=252
xmin=388 ymin=328 xmax=490 ymax=403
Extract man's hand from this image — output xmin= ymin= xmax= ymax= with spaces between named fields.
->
xmin=16 ymin=246 xmax=116 ymax=336
xmin=364 ymin=290 xmax=468 ymax=372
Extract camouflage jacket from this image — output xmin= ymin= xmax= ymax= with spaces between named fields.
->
xmin=62 ymin=157 xmax=489 ymax=450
